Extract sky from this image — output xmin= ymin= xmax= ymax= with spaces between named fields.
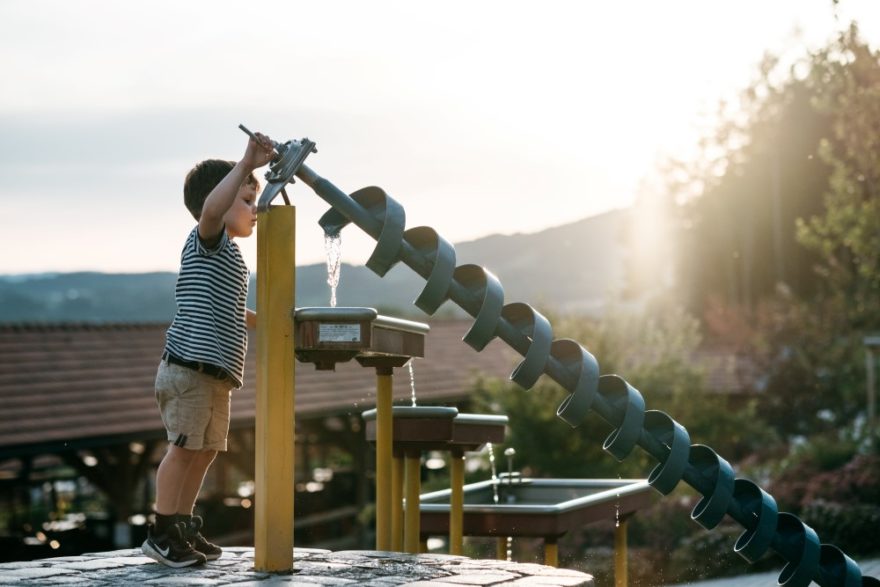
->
xmin=1 ymin=0 xmax=878 ymax=274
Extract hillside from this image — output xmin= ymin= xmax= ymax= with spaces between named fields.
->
xmin=0 ymin=210 xmax=627 ymax=323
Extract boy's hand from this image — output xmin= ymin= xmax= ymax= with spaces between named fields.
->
xmin=242 ymin=132 xmax=276 ymax=171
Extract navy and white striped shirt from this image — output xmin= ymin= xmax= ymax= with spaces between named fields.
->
xmin=165 ymin=227 xmax=249 ymax=388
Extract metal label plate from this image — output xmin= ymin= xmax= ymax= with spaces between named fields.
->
xmin=318 ymin=323 xmax=361 ymax=343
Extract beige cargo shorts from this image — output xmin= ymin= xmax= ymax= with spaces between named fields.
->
xmin=154 ymin=360 xmax=234 ymax=451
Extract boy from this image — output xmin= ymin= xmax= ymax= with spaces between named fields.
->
xmin=142 ymin=132 xmax=275 ymax=567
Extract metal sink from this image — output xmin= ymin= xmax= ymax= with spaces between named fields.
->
xmin=419 ymin=477 xmax=654 ymax=539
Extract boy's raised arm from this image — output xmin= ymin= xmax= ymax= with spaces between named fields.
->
xmin=198 ymin=133 xmax=275 ymax=244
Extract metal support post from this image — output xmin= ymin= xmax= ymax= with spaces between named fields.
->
xmin=404 ymin=450 xmax=421 ymax=553
xmin=375 ymin=368 xmax=394 ymax=550
xmin=392 ymin=451 xmax=404 ymax=551
xmin=496 ymin=537 xmax=507 ymax=561
xmin=254 ymin=206 xmax=296 ymax=571
xmin=544 ymin=539 xmax=558 ymax=567
xmin=614 ymin=518 xmax=628 ymax=587
xmin=449 ymin=450 xmax=465 ymax=555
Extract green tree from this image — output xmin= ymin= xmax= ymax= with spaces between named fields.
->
xmin=664 ymin=22 xmax=880 ymax=441
xmin=668 ymin=51 xmax=834 ymax=313
xmin=796 ymin=23 xmax=880 ymax=331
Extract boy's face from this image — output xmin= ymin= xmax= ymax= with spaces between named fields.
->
xmin=223 ymin=180 xmax=258 ymax=239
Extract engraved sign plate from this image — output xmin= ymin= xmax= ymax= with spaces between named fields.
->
xmin=318 ymin=323 xmax=361 ymax=343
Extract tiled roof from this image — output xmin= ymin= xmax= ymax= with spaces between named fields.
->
xmin=0 ymin=321 xmax=518 ymax=457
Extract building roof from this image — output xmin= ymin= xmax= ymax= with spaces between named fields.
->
xmin=0 ymin=321 xmax=518 ymax=458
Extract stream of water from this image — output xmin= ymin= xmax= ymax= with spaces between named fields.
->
xmin=408 ymin=360 xmax=417 ymax=406
xmin=324 ymin=232 xmax=342 ymax=307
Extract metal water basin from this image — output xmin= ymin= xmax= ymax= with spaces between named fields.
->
xmin=293 ymin=307 xmax=429 ymax=370
xmin=419 ymin=477 xmax=654 ymax=539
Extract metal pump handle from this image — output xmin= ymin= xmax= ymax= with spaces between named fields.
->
xmin=239 ymin=124 xmax=317 ymax=211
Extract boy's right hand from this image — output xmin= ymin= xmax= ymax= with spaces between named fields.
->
xmin=242 ymin=132 xmax=276 ymax=171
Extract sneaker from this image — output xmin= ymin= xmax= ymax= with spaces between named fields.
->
xmin=182 ymin=516 xmax=223 ymax=561
xmin=141 ymin=522 xmax=207 ymax=568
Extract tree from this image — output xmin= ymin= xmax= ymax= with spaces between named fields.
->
xmin=666 ymin=23 xmax=880 ymax=440
xmin=796 ymin=23 xmax=880 ymax=331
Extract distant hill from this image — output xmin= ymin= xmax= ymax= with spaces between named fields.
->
xmin=0 ymin=210 xmax=627 ymax=323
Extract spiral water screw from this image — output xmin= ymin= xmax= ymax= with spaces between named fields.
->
xmin=261 ymin=144 xmax=878 ymax=586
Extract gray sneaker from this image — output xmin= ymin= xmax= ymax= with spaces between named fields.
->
xmin=142 ymin=522 xmax=207 ymax=568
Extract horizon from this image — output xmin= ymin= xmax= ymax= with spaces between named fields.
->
xmin=2 ymin=1 xmax=879 ymax=273
xmin=0 ymin=206 xmax=628 ymax=277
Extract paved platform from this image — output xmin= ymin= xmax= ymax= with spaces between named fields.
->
xmin=0 ymin=547 xmax=594 ymax=586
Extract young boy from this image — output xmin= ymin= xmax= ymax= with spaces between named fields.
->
xmin=142 ymin=132 xmax=275 ymax=567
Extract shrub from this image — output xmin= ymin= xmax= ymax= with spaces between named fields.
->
xmin=802 ymin=454 xmax=880 ymax=506
xmin=800 ymin=501 xmax=880 ymax=555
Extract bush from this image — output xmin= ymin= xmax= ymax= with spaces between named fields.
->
xmin=768 ymin=435 xmax=859 ymax=512
xmin=802 ymin=454 xmax=880 ymax=506
xmin=800 ymin=501 xmax=880 ymax=555
xmin=769 ymin=452 xmax=880 ymax=556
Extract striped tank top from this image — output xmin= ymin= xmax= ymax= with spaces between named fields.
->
xmin=165 ymin=227 xmax=249 ymax=388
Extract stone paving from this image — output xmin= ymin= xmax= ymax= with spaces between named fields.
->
xmin=0 ymin=547 xmax=594 ymax=586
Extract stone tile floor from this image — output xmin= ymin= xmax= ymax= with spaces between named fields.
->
xmin=0 ymin=547 xmax=595 ymax=586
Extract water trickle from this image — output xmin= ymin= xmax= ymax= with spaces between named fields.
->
xmin=324 ymin=232 xmax=342 ymax=307
xmin=408 ymin=360 xmax=417 ymax=407
xmin=505 ymin=536 xmax=513 ymax=562
xmin=615 ymin=474 xmax=621 ymax=528
xmin=487 ymin=443 xmax=499 ymax=504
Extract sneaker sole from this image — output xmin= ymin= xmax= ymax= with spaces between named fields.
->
xmin=141 ymin=540 xmax=207 ymax=568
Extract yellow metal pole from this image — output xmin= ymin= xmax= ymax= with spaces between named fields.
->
xmin=391 ymin=452 xmax=404 ymax=551
xmin=544 ymin=539 xmax=558 ymax=567
xmin=254 ymin=206 xmax=296 ymax=571
xmin=449 ymin=450 xmax=465 ymax=555
xmin=404 ymin=451 xmax=421 ymax=553
xmin=375 ymin=368 xmax=393 ymax=550
xmin=496 ymin=537 xmax=507 ymax=561
xmin=614 ymin=518 xmax=628 ymax=587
